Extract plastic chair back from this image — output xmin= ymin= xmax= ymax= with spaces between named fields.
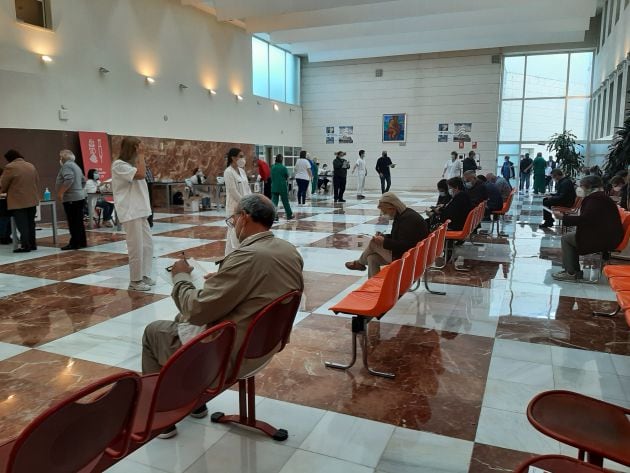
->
xmin=615 ymin=212 xmax=630 ymax=251
xmin=374 ymin=258 xmax=403 ymax=313
xmin=398 ymin=248 xmax=417 ymax=296
xmin=425 ymin=232 xmax=438 ymax=267
xmin=412 ymin=240 xmax=427 ymax=283
xmin=434 ymin=222 xmax=449 ymax=259
xmin=151 ymin=322 xmax=236 ymax=416
xmin=7 ymin=372 xmax=141 ymax=473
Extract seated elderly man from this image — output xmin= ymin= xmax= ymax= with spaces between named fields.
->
xmin=476 ymin=175 xmax=503 ymax=219
xmin=486 ymin=173 xmax=511 ymax=201
xmin=142 ymin=194 xmax=304 ymax=438
xmin=540 ymin=168 xmax=576 ymax=229
xmin=345 ymin=192 xmax=428 ymax=277
xmin=462 ymin=170 xmax=488 ymax=207
xmin=552 ymin=176 xmax=623 ymax=282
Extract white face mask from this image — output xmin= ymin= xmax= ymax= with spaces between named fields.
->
xmin=59 ymin=159 xmax=64 ymax=166
xmin=439 ymin=191 xmax=447 ymax=197
xmin=576 ymin=187 xmax=586 ymax=198
xmin=237 ymin=158 xmax=246 ymax=168
xmin=448 ymin=188 xmax=456 ymax=197
xmin=93 ymin=172 xmax=100 ymax=180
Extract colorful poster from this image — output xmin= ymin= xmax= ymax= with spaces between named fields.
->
xmin=453 ymin=123 xmax=472 ymax=142
xmin=79 ymin=132 xmax=112 ymax=180
xmin=383 ymin=113 xmax=406 ymax=142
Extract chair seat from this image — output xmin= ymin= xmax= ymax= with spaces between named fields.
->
xmin=370 ymin=265 xmax=391 ymax=281
xmin=625 ymin=309 xmax=630 ymax=327
xmin=608 ymin=278 xmax=630 ymax=292
xmin=617 ymin=292 xmax=630 ymax=310
xmin=445 ymin=230 xmax=466 ymax=240
xmin=359 ymin=278 xmax=385 ymax=293
xmin=516 ymin=455 xmax=611 ymax=473
xmin=0 ymin=439 xmax=15 ymax=472
xmin=603 ymin=265 xmax=630 ymax=278
xmin=330 ymin=291 xmax=388 ymax=317
xmin=528 ymin=391 xmax=630 ymax=466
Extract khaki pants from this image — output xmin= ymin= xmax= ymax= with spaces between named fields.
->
xmin=142 ymin=320 xmax=182 ymax=374
xmin=358 ymin=239 xmax=393 ymax=278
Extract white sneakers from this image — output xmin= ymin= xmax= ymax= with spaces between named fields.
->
xmin=142 ymin=276 xmax=156 ymax=286
xmin=128 ymin=277 xmax=156 ymax=292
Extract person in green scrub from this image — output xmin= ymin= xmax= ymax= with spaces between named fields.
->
xmin=532 ymin=152 xmax=547 ymax=195
xmin=271 ymin=154 xmax=294 ymax=221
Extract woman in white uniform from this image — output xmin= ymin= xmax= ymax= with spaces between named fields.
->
xmin=111 ymin=136 xmax=154 ymax=291
xmin=352 ymin=149 xmax=367 ymax=199
xmin=223 ymin=147 xmax=251 ymax=255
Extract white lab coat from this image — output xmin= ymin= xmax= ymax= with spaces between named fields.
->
xmin=223 ymin=165 xmax=251 ymax=255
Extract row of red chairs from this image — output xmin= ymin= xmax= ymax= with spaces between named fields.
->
xmin=592 ymin=263 xmax=630 ymax=325
xmin=444 ymin=201 xmax=486 ymax=244
xmin=326 ymin=222 xmax=450 ymax=379
xmin=490 ymin=189 xmax=516 ymax=236
xmin=0 ymin=291 xmax=302 ymax=473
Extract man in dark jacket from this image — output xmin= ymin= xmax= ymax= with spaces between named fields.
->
xmin=436 ymin=177 xmax=472 ymax=231
xmin=462 ymin=151 xmax=478 ymax=173
xmin=345 ymin=192 xmax=428 ymax=277
xmin=463 ymin=170 xmax=488 ymax=207
xmin=375 ymin=151 xmax=394 ymax=193
xmin=332 ymin=151 xmax=349 ymax=203
xmin=540 ymin=169 xmax=576 ymax=228
xmin=519 ymin=153 xmax=533 ymax=192
xmin=477 ymin=174 xmax=503 ymax=219
xmin=552 ymin=176 xmax=623 ymax=282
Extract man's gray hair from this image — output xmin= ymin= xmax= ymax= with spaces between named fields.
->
xmin=59 ymin=149 xmax=76 ymax=162
xmin=580 ymin=175 xmax=603 ymax=190
xmin=238 ymin=194 xmax=276 ymax=228
xmin=463 ymin=170 xmax=476 ymax=178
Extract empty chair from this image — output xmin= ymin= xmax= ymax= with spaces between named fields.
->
xmin=515 ymin=455 xmax=612 ymax=473
xmin=0 ymin=372 xmax=141 ymax=473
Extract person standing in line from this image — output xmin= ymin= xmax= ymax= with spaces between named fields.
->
xmin=310 ymin=157 xmax=319 ymax=197
xmin=253 ymin=155 xmax=271 ymax=199
xmin=111 ymin=137 xmax=154 ymax=291
xmin=375 ymin=151 xmax=394 ymax=193
xmin=0 ymin=149 xmax=40 ymax=253
xmin=56 ymin=150 xmax=87 ymax=250
xmin=545 ymin=156 xmax=556 ymax=192
xmin=223 ymin=147 xmax=252 ymax=255
xmin=443 ymin=151 xmax=463 ymax=179
xmin=294 ymin=150 xmax=312 ymax=206
xmin=270 ymin=154 xmax=294 ymax=221
xmin=500 ymin=156 xmax=515 ymax=187
xmin=333 ymin=151 xmax=349 ymax=203
xmin=519 ymin=153 xmax=533 ymax=193
xmin=532 ymin=152 xmax=547 ymax=195
xmin=352 ymin=150 xmax=367 ymax=199
xmin=462 ymin=151 xmax=478 ymax=173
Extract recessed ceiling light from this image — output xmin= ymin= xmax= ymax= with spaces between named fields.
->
xmin=209 ymin=89 xmax=217 ymax=95
xmin=41 ymin=55 xmax=52 ymax=63
xmin=235 ymin=94 xmax=243 ymax=101
xmin=273 ymin=103 xmax=279 ymax=111
xmin=145 ymin=76 xmax=155 ymax=84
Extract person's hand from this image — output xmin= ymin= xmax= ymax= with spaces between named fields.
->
xmin=553 ymin=211 xmax=563 ymax=219
xmin=203 ymin=272 xmax=215 ymax=280
xmin=57 ymin=192 xmax=64 ymax=202
xmin=372 ymin=235 xmax=385 ymax=246
xmin=171 ymin=258 xmax=193 ymax=277
xmin=379 ymin=173 xmax=384 ymax=178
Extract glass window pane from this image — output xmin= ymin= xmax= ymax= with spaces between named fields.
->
xmin=568 ymin=52 xmax=592 ymax=96
xmin=615 ymin=72 xmax=624 ymax=128
xmin=600 ymin=89 xmax=608 ymax=137
xmin=499 ymin=100 xmax=522 ymax=141
xmin=524 ymin=54 xmax=568 ymax=98
xmin=565 ymin=98 xmax=590 ymax=140
xmin=498 ymin=144 xmax=521 ymax=155
xmin=285 ymin=54 xmax=297 ymax=105
xmin=252 ymin=37 xmax=269 ymax=98
xmin=521 ymin=99 xmax=565 ymax=141
xmin=503 ymin=56 xmax=525 ymax=99
xmin=269 ymin=45 xmax=286 ymax=102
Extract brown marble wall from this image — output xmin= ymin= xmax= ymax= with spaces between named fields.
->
xmin=110 ymin=135 xmax=256 ymax=183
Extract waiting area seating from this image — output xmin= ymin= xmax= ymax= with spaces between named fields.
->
xmin=490 ymin=189 xmax=516 ymax=236
xmin=0 ymin=291 xmax=302 ymax=472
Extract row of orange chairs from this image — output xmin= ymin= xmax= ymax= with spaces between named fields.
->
xmin=444 ymin=201 xmax=486 ymax=244
xmin=490 ymin=189 xmax=516 ymax=236
xmin=326 ymin=222 xmax=450 ymax=378
xmin=593 ymin=263 xmax=630 ymax=324
xmin=0 ymin=291 xmax=302 ymax=473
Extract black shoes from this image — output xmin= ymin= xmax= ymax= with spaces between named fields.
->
xmin=61 ymin=245 xmax=78 ymax=251
xmin=13 ymin=248 xmax=30 ymax=253
xmin=190 ymin=404 xmax=208 ymax=419
xmin=538 ymin=222 xmax=553 ymax=229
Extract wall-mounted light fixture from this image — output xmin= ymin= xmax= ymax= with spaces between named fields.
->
xmin=235 ymin=94 xmax=243 ymax=101
xmin=145 ymin=76 xmax=155 ymax=84
xmin=98 ymin=66 xmax=110 ymax=74
xmin=179 ymin=83 xmax=189 ymax=90
xmin=208 ymin=89 xmax=217 ymax=96
xmin=41 ymin=55 xmax=53 ymax=63
xmin=273 ymin=103 xmax=279 ymax=111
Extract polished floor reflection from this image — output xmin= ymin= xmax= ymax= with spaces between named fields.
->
xmin=0 ymin=191 xmax=629 ymax=473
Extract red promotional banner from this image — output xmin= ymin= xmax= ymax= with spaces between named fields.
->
xmin=472 ymin=141 xmax=478 ymax=150
xmin=79 ymin=132 xmax=112 ymax=181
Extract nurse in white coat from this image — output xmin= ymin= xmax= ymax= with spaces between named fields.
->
xmin=223 ymin=147 xmax=251 ymax=255
xmin=352 ymin=149 xmax=367 ymax=199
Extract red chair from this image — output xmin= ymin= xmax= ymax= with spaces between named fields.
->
xmin=211 ymin=291 xmax=302 ymax=441
xmin=420 ymin=232 xmax=447 ymax=295
xmin=515 ymin=455 xmax=612 ymax=473
xmin=527 ymin=390 xmax=630 ymax=467
xmin=130 ymin=321 xmax=236 ymax=443
xmin=326 ymin=258 xmax=404 ymax=379
xmin=409 ymin=239 xmax=428 ymax=291
xmin=490 ymin=189 xmax=515 ymax=236
xmin=0 ymin=372 xmax=141 ymax=473
xmin=362 ymin=247 xmax=416 ymax=297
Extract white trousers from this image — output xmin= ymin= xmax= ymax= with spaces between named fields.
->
xmin=356 ymin=174 xmax=366 ymax=195
xmin=122 ymin=217 xmax=153 ymax=282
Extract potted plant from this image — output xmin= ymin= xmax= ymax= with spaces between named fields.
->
xmin=547 ymin=130 xmax=584 ymax=178
xmin=603 ymin=110 xmax=630 ymax=176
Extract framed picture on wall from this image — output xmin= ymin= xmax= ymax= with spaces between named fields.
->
xmin=382 ymin=113 xmax=406 ymax=142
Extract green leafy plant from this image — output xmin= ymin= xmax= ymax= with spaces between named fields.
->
xmin=603 ymin=108 xmax=630 ymax=176
xmin=547 ymin=130 xmax=584 ymax=179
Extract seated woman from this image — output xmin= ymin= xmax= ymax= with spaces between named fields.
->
xmin=425 ymin=179 xmax=451 ymax=230
xmin=609 ymin=175 xmax=627 ymax=208
xmin=185 ymin=167 xmax=212 ymax=208
xmin=434 ymin=177 xmax=472 ymax=231
xmin=86 ymin=169 xmax=115 ymax=227
xmin=317 ymin=163 xmax=331 ymax=193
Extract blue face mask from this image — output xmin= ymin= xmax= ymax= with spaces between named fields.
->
xmin=464 ymin=181 xmax=473 ymax=189
xmin=448 ymin=188 xmax=455 ymax=197
xmin=93 ymin=173 xmax=100 ymax=180
xmin=439 ymin=191 xmax=447 ymax=197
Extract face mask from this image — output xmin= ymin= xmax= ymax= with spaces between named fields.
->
xmin=237 ymin=158 xmax=246 ymax=168
xmin=93 ymin=172 xmax=100 ymax=180
xmin=439 ymin=191 xmax=447 ymax=197
xmin=59 ymin=159 xmax=64 ymax=166
xmin=464 ymin=181 xmax=473 ymax=189
xmin=448 ymin=188 xmax=455 ymax=197
xmin=576 ymin=187 xmax=586 ymax=198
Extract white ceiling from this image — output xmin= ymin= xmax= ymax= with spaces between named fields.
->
xmin=182 ymin=0 xmax=599 ymax=62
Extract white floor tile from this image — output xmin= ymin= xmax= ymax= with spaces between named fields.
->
xmin=105 ymin=458 xmax=168 ymax=472
xmin=492 ymin=339 xmax=552 ymax=365
xmin=552 ymin=366 xmax=627 ymax=402
xmin=272 ymin=230 xmax=332 ymax=247
xmin=487 ymin=356 xmax=554 ymax=387
xmin=0 ymin=273 xmax=56 ymax=298
xmin=481 ymin=379 xmax=542 ymax=414
xmin=0 ymin=341 xmax=30 ymax=361
xmin=86 ymin=236 xmax=213 ymax=257
xmin=610 ymin=354 xmax=630 ymax=377
xmin=279 ymin=450 xmax=374 ymax=473
xmin=550 ymin=346 xmax=616 ymax=374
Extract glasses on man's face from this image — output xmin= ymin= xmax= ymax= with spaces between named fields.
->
xmin=225 ymin=214 xmax=238 ymax=228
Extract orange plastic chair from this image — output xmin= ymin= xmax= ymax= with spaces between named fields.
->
xmin=432 ymin=221 xmax=449 ymax=268
xmin=515 ymin=455 xmax=612 ymax=473
xmin=527 ymin=390 xmax=630 ymax=467
xmin=490 ymin=190 xmax=515 ymax=236
xmin=327 ymin=258 xmax=404 ymax=378
xmin=409 ymin=239 xmax=428 ymax=291
xmin=364 ymin=247 xmax=416 ymax=297
xmin=603 ymin=265 xmax=630 ymax=278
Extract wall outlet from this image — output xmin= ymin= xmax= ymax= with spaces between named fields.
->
xmin=58 ymin=109 xmax=69 ymax=121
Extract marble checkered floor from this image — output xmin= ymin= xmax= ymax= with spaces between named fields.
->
xmin=0 ymin=190 xmax=629 ymax=473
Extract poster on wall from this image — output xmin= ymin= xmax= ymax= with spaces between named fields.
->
xmin=79 ymin=131 xmax=112 ymax=180
xmin=339 ymin=126 xmax=354 ymax=144
xmin=383 ymin=113 xmax=406 ymax=143
xmin=326 ymin=136 xmax=335 ymax=144
xmin=438 ymin=134 xmax=449 ymax=143
xmin=453 ymin=123 xmax=472 ymax=142
xmin=438 ymin=123 xmax=449 ymax=132
xmin=325 ymin=126 xmax=335 ymax=144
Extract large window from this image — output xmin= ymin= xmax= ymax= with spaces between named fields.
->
xmin=252 ymin=37 xmax=300 ymax=105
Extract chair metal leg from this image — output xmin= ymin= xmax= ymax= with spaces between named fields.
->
xmin=410 ymin=278 xmax=421 ymax=292
xmin=424 ymin=269 xmax=446 ymax=295
xmin=325 ymin=330 xmax=358 ymax=371
xmin=360 ymin=330 xmax=395 ymax=379
xmin=211 ymin=376 xmax=288 ymax=441
xmin=592 ymin=303 xmax=620 ymax=317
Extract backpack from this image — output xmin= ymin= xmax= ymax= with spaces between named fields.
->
xmin=173 ymin=191 xmax=184 ymax=205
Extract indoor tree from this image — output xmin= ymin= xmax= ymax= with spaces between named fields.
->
xmin=547 ymin=130 xmax=584 ymax=178
xmin=603 ymin=109 xmax=630 ymax=176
